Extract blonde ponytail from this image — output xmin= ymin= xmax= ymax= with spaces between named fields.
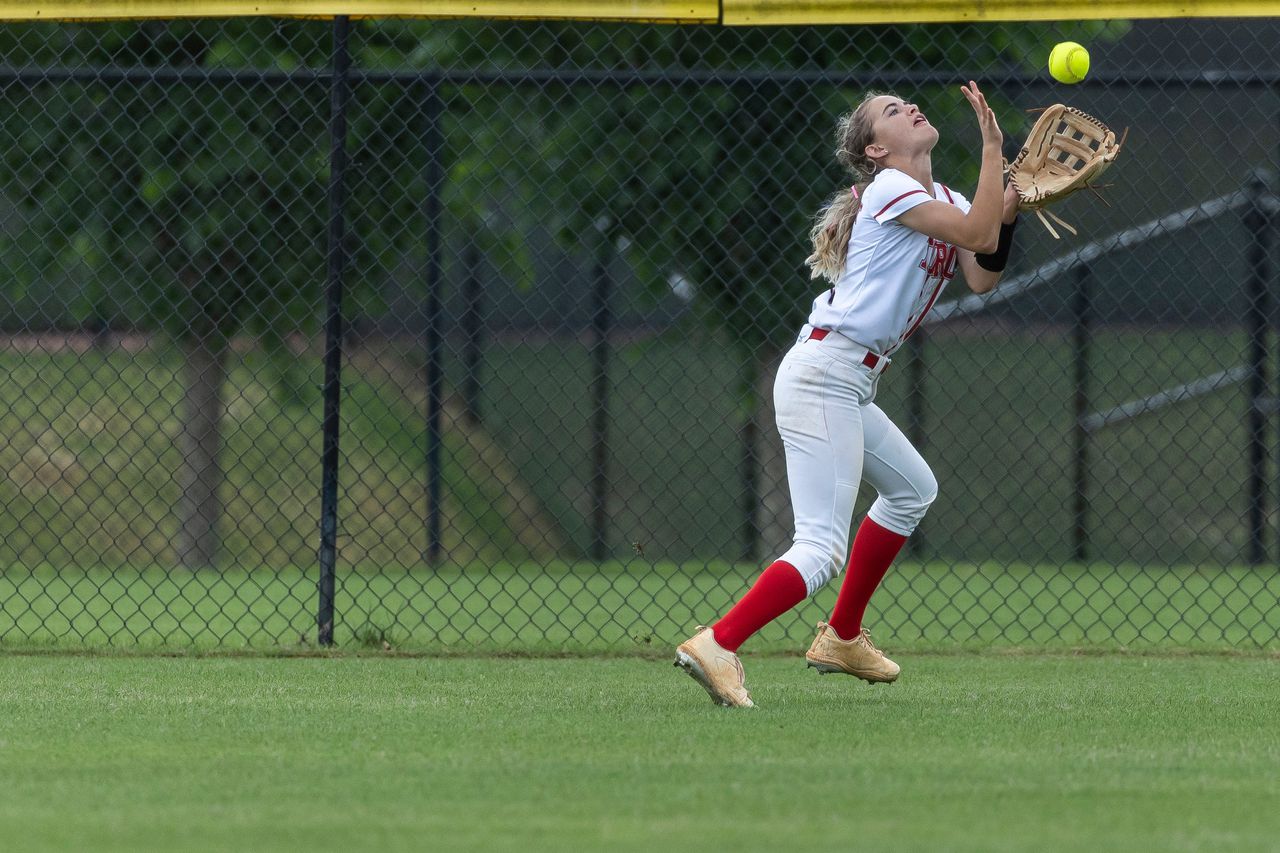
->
xmin=805 ymin=186 xmax=864 ymax=283
xmin=804 ymin=91 xmax=894 ymax=285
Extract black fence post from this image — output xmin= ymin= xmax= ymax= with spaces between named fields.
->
xmin=1272 ymin=173 xmax=1280 ymax=566
xmin=1071 ymin=263 xmax=1092 ymax=563
xmin=906 ymin=331 xmax=927 ymax=557
xmin=589 ymin=223 xmax=614 ymax=562
xmin=1244 ymin=171 xmax=1270 ymax=566
xmin=317 ymin=15 xmax=350 ymax=647
xmin=739 ymin=353 xmax=760 ymax=563
xmin=461 ymin=241 xmax=484 ymax=426
xmin=423 ymin=83 xmax=446 ymax=566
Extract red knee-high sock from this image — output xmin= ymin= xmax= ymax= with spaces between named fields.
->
xmin=711 ymin=560 xmax=807 ymax=653
xmin=828 ymin=517 xmax=908 ymax=641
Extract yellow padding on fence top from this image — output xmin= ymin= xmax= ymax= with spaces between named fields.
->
xmin=0 ymin=1 xmax=717 ymax=22
xmin=3 ymin=0 xmax=1277 ymax=22
xmin=723 ymin=0 xmax=1280 ymax=25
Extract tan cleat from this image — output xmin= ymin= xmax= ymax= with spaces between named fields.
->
xmin=805 ymin=622 xmax=900 ymax=684
xmin=674 ymin=626 xmax=754 ymax=708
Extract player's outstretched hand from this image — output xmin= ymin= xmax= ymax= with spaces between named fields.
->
xmin=961 ymin=81 xmax=1002 ymax=149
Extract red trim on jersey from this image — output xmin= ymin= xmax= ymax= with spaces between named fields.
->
xmin=895 ymin=185 xmax=957 ymax=348
xmin=876 ymin=189 xmax=928 ymax=220
xmin=899 ymin=278 xmax=947 ymax=346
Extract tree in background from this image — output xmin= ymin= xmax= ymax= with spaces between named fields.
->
xmin=0 ymin=18 xmax=552 ymax=568
xmin=0 ymin=21 xmax=338 ymax=568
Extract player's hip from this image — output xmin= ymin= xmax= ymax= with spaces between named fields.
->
xmin=794 ymin=324 xmax=892 ymax=375
xmin=773 ymin=335 xmax=880 ymax=439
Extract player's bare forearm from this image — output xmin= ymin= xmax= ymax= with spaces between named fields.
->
xmin=965 ymin=145 xmax=1006 ymax=251
xmin=901 ymin=146 xmax=1004 ymax=253
xmin=1001 ymin=182 xmax=1020 ymax=224
xmin=961 ymin=81 xmax=1006 ymax=252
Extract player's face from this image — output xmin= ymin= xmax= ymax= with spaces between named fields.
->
xmin=865 ymin=95 xmax=938 ymax=160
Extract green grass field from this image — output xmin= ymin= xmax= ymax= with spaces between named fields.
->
xmin=2 ymin=652 xmax=1277 ymax=852
xmin=4 ymin=330 xmax=1276 ymax=850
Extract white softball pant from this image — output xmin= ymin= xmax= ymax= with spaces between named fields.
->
xmin=772 ymin=327 xmax=938 ymax=596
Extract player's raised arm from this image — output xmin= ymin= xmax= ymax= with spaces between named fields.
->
xmin=897 ymin=81 xmax=1006 ymax=253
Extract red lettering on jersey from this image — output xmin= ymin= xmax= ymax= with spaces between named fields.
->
xmin=917 ymin=237 xmax=958 ymax=282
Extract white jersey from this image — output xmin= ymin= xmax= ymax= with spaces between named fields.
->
xmin=806 ymin=168 xmax=971 ymax=357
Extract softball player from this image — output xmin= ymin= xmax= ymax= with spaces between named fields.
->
xmin=676 ymin=82 xmax=1020 ymax=707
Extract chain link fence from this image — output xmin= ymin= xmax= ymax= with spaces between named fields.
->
xmin=1 ymin=16 xmax=1278 ymax=651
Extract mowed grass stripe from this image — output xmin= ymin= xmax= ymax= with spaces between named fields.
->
xmin=3 ymin=561 xmax=1278 ymax=652
xmin=0 ymin=655 xmax=1276 ymax=852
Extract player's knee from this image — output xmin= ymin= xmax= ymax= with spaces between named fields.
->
xmin=898 ymin=472 xmax=938 ymax=517
xmin=917 ymin=469 xmax=939 ymax=514
xmin=778 ymin=540 xmax=842 ymax=594
xmin=902 ymin=478 xmax=938 ymax=529
xmin=818 ymin=552 xmax=844 ymax=589
xmin=870 ymin=470 xmax=938 ymax=534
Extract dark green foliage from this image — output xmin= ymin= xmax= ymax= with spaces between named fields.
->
xmin=0 ymin=18 xmax=1124 ymax=349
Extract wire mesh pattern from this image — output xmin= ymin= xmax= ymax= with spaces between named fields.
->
xmin=1 ymin=17 xmax=1279 ymax=651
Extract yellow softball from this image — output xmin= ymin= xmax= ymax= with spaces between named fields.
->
xmin=1048 ymin=42 xmax=1090 ymax=84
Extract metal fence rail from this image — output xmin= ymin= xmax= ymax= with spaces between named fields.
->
xmin=0 ymin=16 xmax=1278 ymax=651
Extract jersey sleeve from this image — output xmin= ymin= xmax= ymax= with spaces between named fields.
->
xmin=864 ymin=170 xmax=934 ymax=225
xmin=940 ymin=185 xmax=972 ymax=215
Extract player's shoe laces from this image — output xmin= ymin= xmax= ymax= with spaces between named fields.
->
xmin=674 ymin=626 xmax=754 ymax=708
xmin=805 ymin=622 xmax=900 ymax=683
